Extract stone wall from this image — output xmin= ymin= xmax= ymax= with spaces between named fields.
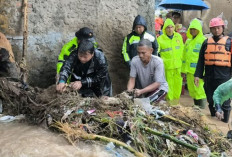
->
xmin=0 ymin=0 xmax=155 ymax=94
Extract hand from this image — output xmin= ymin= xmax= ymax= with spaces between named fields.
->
xmin=70 ymin=81 xmax=82 ymax=91
xmin=194 ymin=77 xmax=200 ymax=87
xmin=216 ymin=111 xmax=224 ymax=120
xmin=56 ymin=83 xmax=66 ymax=93
xmin=134 ymin=89 xmax=143 ymax=97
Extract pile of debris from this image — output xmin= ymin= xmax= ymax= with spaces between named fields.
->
xmin=0 ymin=77 xmax=231 ymax=157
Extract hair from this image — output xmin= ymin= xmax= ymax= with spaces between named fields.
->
xmin=138 ymin=39 xmax=152 ymax=48
xmin=172 ymin=12 xmax=181 ymax=17
xmin=78 ymin=39 xmax=94 ymax=54
xmin=75 ymin=27 xmax=94 ymax=40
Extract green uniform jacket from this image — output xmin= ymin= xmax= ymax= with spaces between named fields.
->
xmin=182 ymin=19 xmax=206 ymax=74
xmin=157 ymin=19 xmax=184 ymax=70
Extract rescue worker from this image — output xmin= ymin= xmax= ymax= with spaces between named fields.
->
xmin=56 ymin=39 xmax=112 ymax=97
xmin=213 ymin=79 xmax=232 ymax=122
xmin=155 ymin=23 xmax=161 ymax=38
xmin=0 ymin=32 xmax=19 ymax=78
xmin=194 ymin=18 xmax=232 ymax=123
xmin=172 ymin=11 xmax=187 ymax=43
xmin=182 ymin=19 xmax=207 ymax=108
xmin=127 ymin=39 xmax=168 ymax=103
xmin=122 ymin=15 xmax=158 ymax=68
xmin=157 ymin=18 xmax=184 ymax=105
xmin=57 ymin=27 xmax=98 ymax=74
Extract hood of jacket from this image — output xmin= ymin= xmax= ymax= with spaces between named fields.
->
xmin=162 ymin=18 xmax=175 ymax=35
xmin=132 ymin=15 xmax=147 ymax=31
xmin=187 ymin=19 xmax=204 ymax=39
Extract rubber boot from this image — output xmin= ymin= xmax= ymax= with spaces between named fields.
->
xmin=208 ymin=105 xmax=216 ymax=117
xmin=222 ymin=109 xmax=231 ymax=123
xmin=193 ymin=99 xmax=199 ymax=106
xmin=198 ymin=99 xmax=206 ymax=109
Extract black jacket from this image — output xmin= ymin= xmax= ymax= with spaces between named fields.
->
xmin=59 ymin=49 xmax=112 ymax=97
xmin=126 ymin=15 xmax=158 ymax=60
xmin=194 ymin=36 xmax=232 ymax=80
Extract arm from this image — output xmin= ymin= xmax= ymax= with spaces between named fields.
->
xmin=135 ymin=82 xmax=160 ymax=96
xmin=194 ymin=39 xmax=207 ymax=78
xmin=194 ymin=39 xmax=207 ymax=87
xmin=152 ymin=37 xmax=159 ymax=56
xmin=127 ymin=77 xmax=135 ymax=91
xmin=58 ymin=51 xmax=77 ymax=83
xmin=57 ymin=37 xmax=78 ymax=73
xmin=122 ymin=36 xmax=131 ymax=66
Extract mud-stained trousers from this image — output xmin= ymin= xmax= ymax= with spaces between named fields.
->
xmin=204 ymin=77 xmax=231 ymax=123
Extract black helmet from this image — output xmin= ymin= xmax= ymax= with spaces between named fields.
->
xmin=75 ymin=27 xmax=94 ymax=40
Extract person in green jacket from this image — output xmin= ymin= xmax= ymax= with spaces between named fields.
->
xmin=213 ymin=79 xmax=232 ymax=123
xmin=157 ymin=18 xmax=184 ymax=105
xmin=57 ymin=27 xmax=98 ymax=74
xmin=182 ymin=19 xmax=207 ymax=108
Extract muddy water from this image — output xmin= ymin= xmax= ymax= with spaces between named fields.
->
xmin=0 ymin=122 xmax=112 ymax=157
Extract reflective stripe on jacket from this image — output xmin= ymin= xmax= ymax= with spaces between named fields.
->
xmin=205 ymin=36 xmax=231 ymax=67
xmin=158 ymin=32 xmax=184 ymax=70
xmin=122 ymin=32 xmax=157 ymax=62
xmin=182 ymin=19 xmax=206 ymax=74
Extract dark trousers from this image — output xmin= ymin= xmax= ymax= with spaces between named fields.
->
xmin=204 ymin=77 xmax=231 ymax=122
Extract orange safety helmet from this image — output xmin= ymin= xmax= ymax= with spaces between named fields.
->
xmin=209 ymin=17 xmax=224 ymax=28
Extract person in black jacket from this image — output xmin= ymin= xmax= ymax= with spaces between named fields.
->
xmin=122 ymin=15 xmax=158 ymax=67
xmin=194 ymin=18 xmax=232 ymax=123
xmin=56 ymin=39 xmax=112 ymax=97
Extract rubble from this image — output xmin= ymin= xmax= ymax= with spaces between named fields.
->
xmin=0 ymin=77 xmax=231 ymax=157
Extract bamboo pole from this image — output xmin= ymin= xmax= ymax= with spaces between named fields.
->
xmin=21 ymin=0 xmax=28 ymax=83
xmin=163 ymin=115 xmax=191 ymax=127
xmin=144 ymin=127 xmax=198 ymax=151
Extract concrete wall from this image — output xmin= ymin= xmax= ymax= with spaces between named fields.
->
xmin=182 ymin=0 xmax=232 ymax=34
xmin=1 ymin=0 xmax=155 ymax=94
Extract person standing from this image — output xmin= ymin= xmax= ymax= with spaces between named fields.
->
xmin=122 ymin=15 xmax=158 ymax=68
xmin=157 ymin=18 xmax=184 ymax=105
xmin=194 ymin=18 xmax=232 ymax=123
xmin=182 ymin=19 xmax=207 ymax=108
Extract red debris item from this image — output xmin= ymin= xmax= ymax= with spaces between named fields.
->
xmin=106 ymin=111 xmax=123 ymax=118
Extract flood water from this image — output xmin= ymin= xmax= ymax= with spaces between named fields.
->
xmin=0 ymin=122 xmax=112 ymax=157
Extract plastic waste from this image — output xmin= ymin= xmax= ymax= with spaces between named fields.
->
xmin=151 ymin=109 xmax=165 ymax=119
xmin=0 ymin=114 xmax=25 ymax=122
xmin=134 ymin=98 xmax=152 ymax=114
xmin=105 ymin=142 xmax=123 ymax=157
xmin=186 ymin=130 xmax=198 ymax=141
xmin=197 ymin=146 xmax=211 ymax=157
